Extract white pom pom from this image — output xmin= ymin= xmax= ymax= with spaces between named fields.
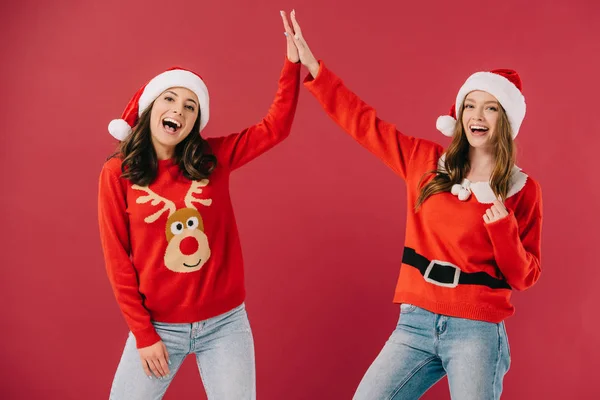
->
xmin=108 ymin=119 xmax=132 ymax=141
xmin=458 ymin=188 xmax=471 ymax=201
xmin=451 ymin=181 xmax=471 ymax=201
xmin=436 ymin=115 xmax=457 ymax=137
xmin=451 ymin=184 xmax=461 ymax=196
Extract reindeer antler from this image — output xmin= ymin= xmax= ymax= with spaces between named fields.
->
xmin=185 ymin=179 xmax=213 ymax=209
xmin=132 ymin=185 xmax=177 ymax=223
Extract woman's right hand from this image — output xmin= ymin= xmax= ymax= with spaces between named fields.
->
xmin=138 ymin=340 xmax=170 ymax=379
xmin=280 ymin=9 xmax=320 ymax=78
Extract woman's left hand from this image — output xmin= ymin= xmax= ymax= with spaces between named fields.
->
xmin=483 ymin=199 xmax=509 ymax=224
xmin=280 ymin=10 xmax=300 ymax=63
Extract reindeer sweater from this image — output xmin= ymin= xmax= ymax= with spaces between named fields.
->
xmin=98 ymin=59 xmax=301 ymax=348
xmin=304 ymin=61 xmax=542 ymax=323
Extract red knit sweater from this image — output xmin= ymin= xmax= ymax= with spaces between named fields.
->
xmin=304 ymin=61 xmax=542 ymax=323
xmin=98 ymin=59 xmax=301 ymax=348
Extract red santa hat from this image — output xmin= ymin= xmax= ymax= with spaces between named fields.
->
xmin=436 ymin=69 xmax=526 ymax=138
xmin=108 ymin=67 xmax=210 ymax=141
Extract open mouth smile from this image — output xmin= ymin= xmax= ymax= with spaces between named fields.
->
xmin=469 ymin=125 xmax=489 ymax=136
xmin=162 ymin=117 xmax=182 ymax=134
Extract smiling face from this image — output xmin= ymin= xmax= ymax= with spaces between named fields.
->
xmin=461 ymin=90 xmax=501 ymax=150
xmin=149 ymin=87 xmax=199 ymax=159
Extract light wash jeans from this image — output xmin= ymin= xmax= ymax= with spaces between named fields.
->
xmin=110 ymin=303 xmax=255 ymax=400
xmin=354 ymin=304 xmax=511 ymax=400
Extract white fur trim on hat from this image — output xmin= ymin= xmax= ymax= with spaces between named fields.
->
xmin=455 ymin=72 xmax=526 ymax=138
xmin=108 ymin=118 xmax=133 ymax=141
xmin=139 ymin=69 xmax=210 ymax=131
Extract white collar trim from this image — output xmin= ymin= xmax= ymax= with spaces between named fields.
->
xmin=437 ymin=154 xmax=528 ymax=204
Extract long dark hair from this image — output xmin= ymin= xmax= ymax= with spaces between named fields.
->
xmin=111 ymin=103 xmax=217 ymax=186
xmin=415 ymin=103 xmax=515 ymax=209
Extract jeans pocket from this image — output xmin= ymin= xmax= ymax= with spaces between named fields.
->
xmin=152 ymin=320 xmax=187 ymax=335
xmin=497 ymin=321 xmax=511 ymax=374
xmin=212 ymin=303 xmax=251 ymax=333
xmin=400 ymin=303 xmax=417 ymax=314
xmin=500 ymin=322 xmax=511 ymax=358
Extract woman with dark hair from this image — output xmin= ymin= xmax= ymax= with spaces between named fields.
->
xmin=98 ymin=37 xmax=300 ymax=399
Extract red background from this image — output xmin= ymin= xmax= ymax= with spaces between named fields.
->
xmin=1 ymin=0 xmax=598 ymax=398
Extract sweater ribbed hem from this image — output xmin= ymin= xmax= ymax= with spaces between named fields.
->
xmin=394 ymin=292 xmax=513 ymax=323
xmin=150 ymin=290 xmax=246 ymax=326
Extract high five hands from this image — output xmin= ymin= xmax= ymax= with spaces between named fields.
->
xmin=280 ymin=10 xmax=320 ymax=78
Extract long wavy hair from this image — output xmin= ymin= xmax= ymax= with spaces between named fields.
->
xmin=110 ymin=103 xmax=217 ymax=186
xmin=415 ymin=103 xmax=515 ymax=210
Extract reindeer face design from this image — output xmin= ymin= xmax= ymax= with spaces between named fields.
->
xmin=133 ymin=179 xmax=212 ymax=273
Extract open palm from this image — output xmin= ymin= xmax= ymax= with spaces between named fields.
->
xmin=280 ymin=10 xmax=319 ymax=77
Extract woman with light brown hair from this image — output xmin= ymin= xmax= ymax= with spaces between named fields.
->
xmin=281 ymin=9 xmax=542 ymax=400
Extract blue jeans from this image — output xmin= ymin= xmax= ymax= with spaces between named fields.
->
xmin=110 ymin=303 xmax=255 ymax=400
xmin=354 ymin=304 xmax=510 ymax=400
